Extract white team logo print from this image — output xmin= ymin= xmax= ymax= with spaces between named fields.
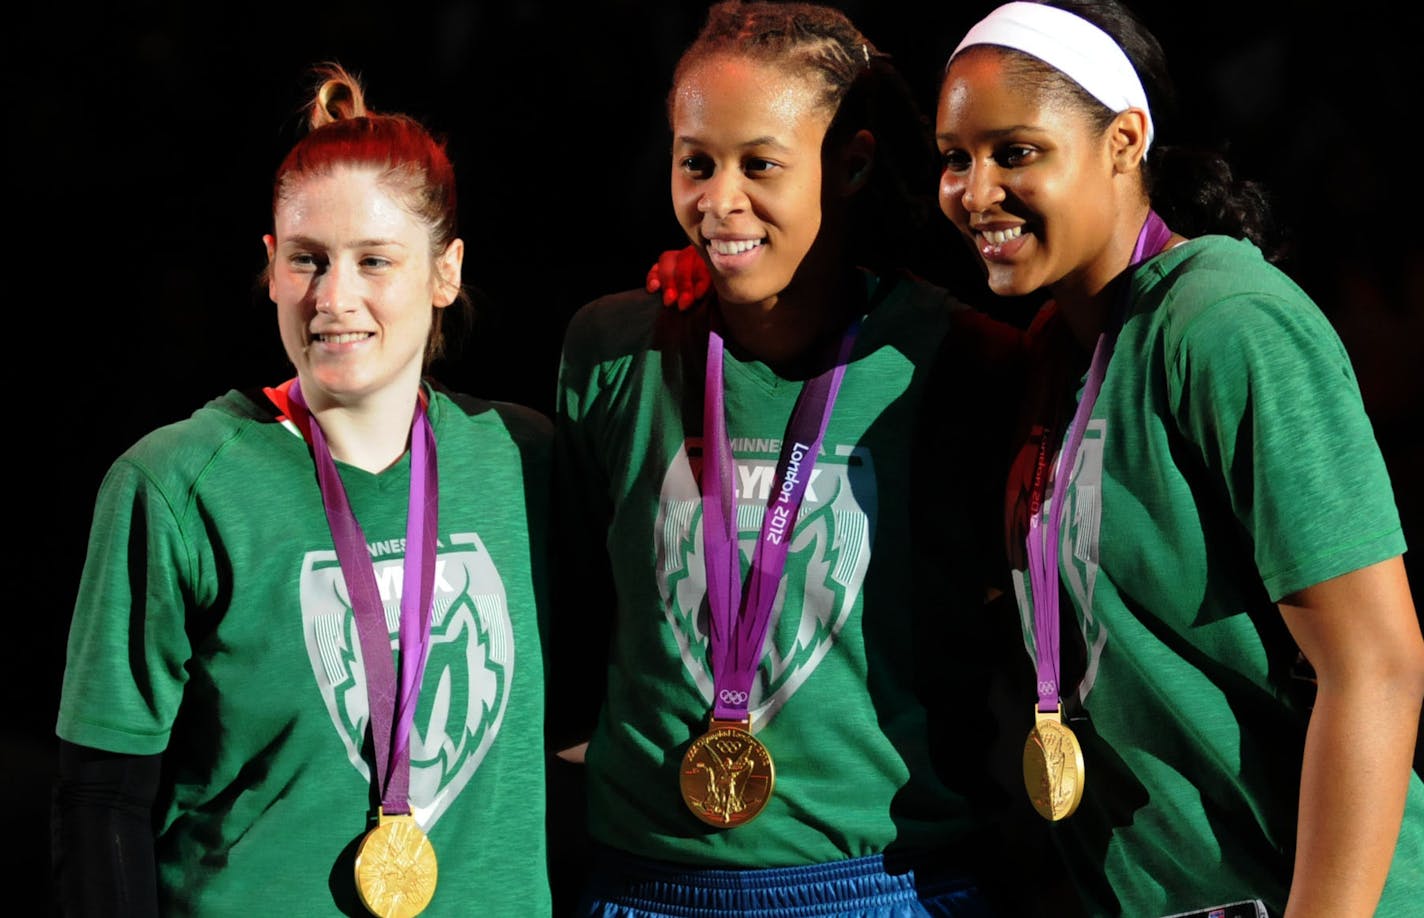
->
xmin=656 ymin=439 xmax=874 ymax=730
xmin=1061 ymin=419 xmax=1108 ymax=706
xmin=300 ymin=531 xmax=513 ymax=829
xmin=1013 ymin=419 xmax=1109 ymax=707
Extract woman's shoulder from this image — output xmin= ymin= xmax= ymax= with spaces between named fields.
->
xmin=102 ymin=389 xmax=286 ymax=499
xmin=564 ymin=287 xmax=667 ymax=351
xmin=870 ymin=269 xmax=1027 ymax=368
xmin=1147 ymin=235 xmax=1312 ymax=307
xmin=872 ymin=269 xmax=967 ymax=313
xmin=429 ymin=383 xmax=552 ymax=448
xmin=119 ymin=389 xmax=275 ymax=464
xmin=1129 ymin=237 xmax=1365 ymax=397
xmin=559 ymin=287 xmax=702 ymax=391
xmin=1139 ymin=235 xmax=1326 ymax=342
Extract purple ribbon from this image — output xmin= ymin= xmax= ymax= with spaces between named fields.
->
xmin=1027 ymin=211 xmax=1174 ymax=714
xmin=288 ymin=380 xmax=439 ymax=816
xmin=701 ymin=321 xmax=859 ymax=722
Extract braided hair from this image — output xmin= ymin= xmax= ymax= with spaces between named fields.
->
xmin=670 ymin=1 xmax=941 ymax=273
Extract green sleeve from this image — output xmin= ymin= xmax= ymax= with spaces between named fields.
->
xmin=1167 ymin=290 xmax=1405 ymax=600
xmin=57 ymin=458 xmax=197 ymax=754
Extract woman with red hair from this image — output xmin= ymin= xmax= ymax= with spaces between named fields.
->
xmin=52 ymin=64 xmax=553 ymax=917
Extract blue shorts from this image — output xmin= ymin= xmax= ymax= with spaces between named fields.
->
xmin=577 ymin=845 xmax=994 ymax=917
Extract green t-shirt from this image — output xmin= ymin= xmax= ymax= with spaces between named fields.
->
xmin=57 ymin=385 xmax=553 ymax=917
xmin=553 ymin=273 xmax=1016 ymax=870
xmin=1007 ymin=236 xmax=1423 ymax=916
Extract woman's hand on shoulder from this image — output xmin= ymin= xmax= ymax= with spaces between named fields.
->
xmin=645 ymin=245 xmax=709 ymax=312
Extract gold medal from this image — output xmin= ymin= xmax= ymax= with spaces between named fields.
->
xmin=679 ymin=719 xmax=775 ymax=828
xmin=354 ymin=810 xmax=439 ymax=918
xmin=1023 ymin=706 xmax=1085 ymax=821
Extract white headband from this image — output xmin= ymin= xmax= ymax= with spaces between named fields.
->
xmin=949 ymin=1 xmax=1154 ymax=150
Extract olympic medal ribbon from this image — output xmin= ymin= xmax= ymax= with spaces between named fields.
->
xmin=701 ymin=319 xmax=859 ymax=723
xmin=286 ymin=379 xmax=439 ymax=818
xmin=1022 ymin=210 xmax=1173 ymax=820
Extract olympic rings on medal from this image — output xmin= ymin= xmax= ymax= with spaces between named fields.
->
xmin=718 ymin=689 xmax=749 ymax=705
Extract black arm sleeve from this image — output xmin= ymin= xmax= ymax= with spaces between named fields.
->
xmin=51 ymin=740 xmax=162 ymax=918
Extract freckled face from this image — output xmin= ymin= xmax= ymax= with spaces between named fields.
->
xmin=264 ymin=167 xmax=459 ymax=411
xmin=936 ymin=50 xmax=1122 ymax=301
xmin=670 ymin=54 xmax=833 ymax=310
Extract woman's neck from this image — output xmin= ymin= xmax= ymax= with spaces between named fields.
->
xmin=301 ymin=380 xmax=422 ymax=474
xmin=715 ymin=269 xmax=863 ymax=377
xmin=1052 ymin=203 xmax=1184 ymax=352
xmin=1054 ymin=290 xmax=1115 ymax=355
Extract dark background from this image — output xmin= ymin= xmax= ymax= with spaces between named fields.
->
xmin=11 ymin=0 xmax=1421 ymax=909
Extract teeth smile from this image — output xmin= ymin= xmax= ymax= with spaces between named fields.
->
xmin=708 ymin=238 xmax=764 ymax=255
xmin=315 ymin=332 xmax=372 ymax=344
xmin=980 ymin=226 xmax=1024 ymax=245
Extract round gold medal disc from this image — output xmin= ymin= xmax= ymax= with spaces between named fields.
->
xmin=679 ymin=721 xmax=775 ymax=828
xmin=354 ymin=812 xmax=439 ymax=918
xmin=1023 ymin=711 xmax=1086 ymax=821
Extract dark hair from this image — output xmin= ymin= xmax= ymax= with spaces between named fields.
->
xmin=977 ymin=0 xmax=1283 ymax=261
xmin=670 ymin=1 xmax=940 ymax=272
xmin=270 ymin=63 xmax=470 ymax=363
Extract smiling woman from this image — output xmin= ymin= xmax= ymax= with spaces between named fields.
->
xmin=548 ymin=2 xmax=1025 ymax=916
xmin=933 ymin=2 xmax=1424 ymax=916
xmin=266 ymin=165 xmax=464 ymax=470
xmin=667 ymin=52 xmax=838 ymax=326
xmin=52 ymin=64 xmax=554 ymax=917
xmin=936 ymin=44 xmax=1136 ymax=304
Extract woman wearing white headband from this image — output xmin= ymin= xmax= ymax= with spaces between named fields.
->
xmin=936 ymin=1 xmax=1424 ymax=916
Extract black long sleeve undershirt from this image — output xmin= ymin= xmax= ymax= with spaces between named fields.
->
xmin=51 ymin=741 xmax=161 ymax=918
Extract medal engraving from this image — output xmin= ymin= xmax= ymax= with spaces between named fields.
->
xmin=679 ymin=721 xmax=775 ymax=828
xmin=354 ymin=812 xmax=439 ymax=917
xmin=1023 ymin=707 xmax=1085 ymax=821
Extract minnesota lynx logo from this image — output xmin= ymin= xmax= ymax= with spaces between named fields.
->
xmin=657 ymin=438 xmax=874 ymax=730
xmin=300 ymin=531 xmax=513 ymax=828
xmin=1012 ymin=418 xmax=1109 ymax=708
